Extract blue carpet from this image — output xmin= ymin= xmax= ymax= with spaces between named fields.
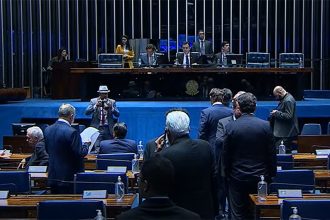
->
xmin=1 ymin=98 xmax=330 ymax=147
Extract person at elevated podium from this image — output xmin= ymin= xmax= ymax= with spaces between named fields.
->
xmin=176 ymin=41 xmax=200 ymax=66
xmin=191 ymin=30 xmax=213 ymax=64
xmin=116 ymin=35 xmax=135 ymax=68
xmin=99 ymin=122 xmax=137 ymax=154
xmin=214 ymin=41 xmax=231 ymax=66
xmin=85 ymin=85 xmax=120 ymax=152
xmin=24 ymin=126 xmax=49 ymax=169
xmin=139 ymin=44 xmax=159 ymax=67
xmin=44 ymin=104 xmax=89 ymax=194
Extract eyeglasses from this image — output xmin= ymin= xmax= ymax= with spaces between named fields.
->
xmin=182 ymin=47 xmax=189 ymax=49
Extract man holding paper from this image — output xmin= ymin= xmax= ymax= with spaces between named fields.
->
xmin=44 ymin=103 xmax=89 ymax=194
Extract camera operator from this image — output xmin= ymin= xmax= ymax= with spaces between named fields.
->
xmin=85 ymin=85 xmax=120 ymax=152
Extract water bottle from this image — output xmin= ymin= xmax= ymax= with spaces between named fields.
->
xmin=257 ymin=175 xmax=267 ymax=202
xmin=217 ymin=57 xmax=221 ymax=67
xmin=115 ymin=176 xmax=125 ymax=201
xmin=299 ymin=57 xmax=303 ymax=68
xmin=279 ymin=140 xmax=286 ymax=154
xmin=138 ymin=58 xmax=142 ymax=67
xmin=94 ymin=209 xmax=106 ymax=220
xmin=131 ymin=153 xmax=139 ymax=173
xmin=289 ymin=207 xmax=302 ymax=220
xmin=138 ymin=141 xmax=144 ymax=160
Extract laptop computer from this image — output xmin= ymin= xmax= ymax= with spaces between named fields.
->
xmin=226 ymin=54 xmax=244 ymax=67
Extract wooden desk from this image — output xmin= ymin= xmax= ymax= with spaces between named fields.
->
xmin=297 ymin=135 xmax=330 ymax=153
xmin=249 ymin=194 xmax=330 ymax=219
xmin=314 ymin=170 xmax=330 ymax=192
xmin=3 ymin=135 xmax=32 ymax=153
xmin=0 ymin=194 xmax=137 ymax=219
xmin=0 ymin=153 xmax=30 ymax=169
xmin=293 ymin=153 xmax=328 ymax=169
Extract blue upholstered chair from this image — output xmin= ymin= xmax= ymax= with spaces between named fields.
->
xmin=96 ymin=153 xmax=135 ymax=170
xmin=74 ymin=172 xmax=128 ymax=194
xmin=301 ymin=123 xmax=322 ymax=135
xmin=277 ymin=154 xmax=294 ymax=170
xmin=37 ymin=200 xmax=105 ymax=220
xmin=0 ymin=171 xmax=30 ymax=194
xmin=281 ymin=199 xmax=330 ymax=220
xmin=270 ymin=170 xmax=315 ymax=193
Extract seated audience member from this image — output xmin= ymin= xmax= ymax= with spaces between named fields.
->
xmin=25 ymin=126 xmax=49 ymax=169
xmin=139 ymin=44 xmax=159 ymax=67
xmin=99 ymin=122 xmax=137 ymax=154
xmin=116 ymin=155 xmax=201 ymax=220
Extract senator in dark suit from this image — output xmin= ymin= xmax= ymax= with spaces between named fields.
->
xmin=222 ymin=93 xmax=276 ymax=220
xmin=214 ymin=41 xmax=231 ymax=66
xmin=191 ymin=30 xmax=213 ymax=55
xmin=25 ymin=126 xmax=49 ymax=169
xmin=139 ymin=44 xmax=159 ymax=67
xmin=176 ymin=41 xmax=200 ymax=65
xmin=159 ymin=110 xmax=218 ymax=220
xmin=99 ymin=122 xmax=137 ymax=154
xmin=269 ymin=86 xmax=299 ymax=152
xmin=198 ymin=88 xmax=232 ymax=154
xmin=116 ymin=155 xmax=200 ymax=220
xmin=44 ymin=104 xmax=89 ymax=194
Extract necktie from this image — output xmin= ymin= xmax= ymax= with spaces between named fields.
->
xmin=148 ymin=55 xmax=152 ymax=65
xmin=186 ymin=54 xmax=190 ymax=66
xmin=201 ymin=41 xmax=205 ymax=55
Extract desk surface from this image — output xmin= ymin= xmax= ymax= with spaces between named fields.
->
xmin=71 ymin=67 xmax=313 ymax=74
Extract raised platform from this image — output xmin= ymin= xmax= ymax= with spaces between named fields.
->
xmin=1 ymin=98 xmax=330 ymax=147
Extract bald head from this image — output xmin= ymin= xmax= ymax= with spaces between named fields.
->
xmin=273 ymin=86 xmax=287 ymax=99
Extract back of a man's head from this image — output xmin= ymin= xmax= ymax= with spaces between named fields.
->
xmin=222 ymin=88 xmax=233 ymax=107
xmin=236 ymin=92 xmax=257 ymax=114
xmin=58 ymin=103 xmax=75 ymax=118
xmin=141 ymin=155 xmax=175 ymax=196
xmin=209 ymin=88 xmax=223 ymax=103
xmin=113 ymin=122 xmax=127 ymax=139
xmin=165 ymin=110 xmax=190 ymax=137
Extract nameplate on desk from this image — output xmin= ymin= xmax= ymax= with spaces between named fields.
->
xmin=0 ymin=191 xmax=9 ymax=199
xmin=28 ymin=166 xmax=48 ymax=173
xmin=107 ymin=166 xmax=127 ymax=173
xmin=83 ymin=190 xmax=107 ymax=199
xmin=277 ymin=166 xmax=282 ymax=171
xmin=278 ymin=189 xmax=302 ymax=198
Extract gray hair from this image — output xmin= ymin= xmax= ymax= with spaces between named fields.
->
xmin=166 ymin=110 xmax=190 ymax=137
xmin=27 ymin=126 xmax=44 ymax=141
xmin=58 ymin=103 xmax=75 ymax=118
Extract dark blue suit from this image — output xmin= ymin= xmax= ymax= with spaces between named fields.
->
xmin=44 ymin=120 xmax=88 ymax=194
xmin=198 ymin=103 xmax=232 ymax=153
xmin=99 ymin=139 xmax=138 ymax=154
xmin=222 ymin=114 xmax=276 ymax=219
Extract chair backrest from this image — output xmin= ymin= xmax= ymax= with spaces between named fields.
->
xmin=281 ymin=199 xmax=330 ymax=220
xmin=301 ymin=123 xmax=322 ymax=135
xmin=96 ymin=153 xmax=135 ymax=170
xmin=270 ymin=169 xmax=315 ymax=193
xmin=0 ymin=171 xmax=30 ymax=194
xmin=74 ymin=172 xmax=128 ymax=194
xmin=37 ymin=200 xmax=105 ymax=220
xmin=246 ymin=52 xmax=270 ymax=68
xmin=277 ymin=154 xmax=294 ymax=170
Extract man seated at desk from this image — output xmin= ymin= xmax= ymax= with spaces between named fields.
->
xmin=191 ymin=30 xmax=213 ymax=64
xmin=139 ymin=44 xmax=159 ymax=67
xmin=99 ymin=122 xmax=137 ymax=154
xmin=176 ymin=41 xmax=200 ymax=66
xmin=24 ymin=126 xmax=49 ymax=169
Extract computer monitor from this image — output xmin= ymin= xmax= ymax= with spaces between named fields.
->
xmin=98 ymin=53 xmax=123 ymax=68
xmin=226 ymin=54 xmax=244 ymax=67
xmin=12 ymin=123 xmax=36 ymax=136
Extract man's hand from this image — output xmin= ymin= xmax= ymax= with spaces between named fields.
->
xmin=154 ymin=134 xmax=165 ymax=152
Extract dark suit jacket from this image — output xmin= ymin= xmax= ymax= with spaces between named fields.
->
xmin=222 ymin=114 xmax=276 ymax=182
xmin=99 ymin=138 xmax=137 ymax=154
xmin=198 ymin=103 xmax=232 ymax=153
xmin=116 ymin=197 xmax=201 ymax=220
xmin=176 ymin=52 xmax=200 ymax=65
xmin=191 ymin=40 xmax=213 ymax=55
xmin=270 ymin=93 xmax=299 ymax=138
xmin=25 ymin=140 xmax=49 ymax=169
xmin=44 ymin=120 xmax=88 ymax=191
xmin=160 ymin=135 xmax=218 ymax=219
xmin=144 ymin=137 xmax=158 ymax=161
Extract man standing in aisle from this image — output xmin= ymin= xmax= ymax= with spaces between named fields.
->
xmin=269 ymin=85 xmax=299 ymax=152
xmin=45 ymin=104 xmax=89 ymax=194
xmin=85 ymin=85 xmax=120 ymax=151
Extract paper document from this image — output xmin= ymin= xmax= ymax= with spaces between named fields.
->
xmin=80 ymin=127 xmax=100 ymax=153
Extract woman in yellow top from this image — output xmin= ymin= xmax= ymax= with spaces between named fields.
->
xmin=116 ymin=35 xmax=135 ymax=68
